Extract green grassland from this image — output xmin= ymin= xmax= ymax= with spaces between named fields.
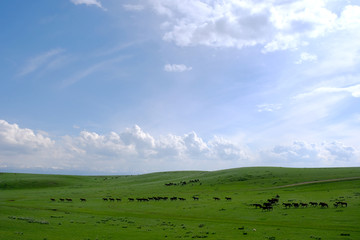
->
xmin=1 ymin=167 xmax=359 ymax=240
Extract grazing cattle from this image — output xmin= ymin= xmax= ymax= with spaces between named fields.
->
xmin=319 ymin=202 xmax=328 ymax=208
xmin=261 ymin=205 xmax=273 ymax=211
xmin=116 ymin=198 xmax=122 ymax=202
xmin=80 ymin=198 xmax=86 ymax=202
xmin=267 ymin=198 xmax=279 ymax=204
xmin=263 ymin=202 xmax=272 ymax=207
xmin=50 ymin=198 xmax=56 ymax=202
xmin=213 ymin=197 xmax=220 ymax=201
xmin=128 ymin=198 xmax=134 ymax=201
xmin=252 ymin=203 xmax=262 ymax=209
xmin=282 ymin=203 xmax=292 ymax=208
xmin=109 ymin=198 xmax=115 ymax=202
xmin=336 ymin=201 xmax=347 ymax=207
xmin=179 ymin=197 xmax=186 ymax=201
xmin=225 ymin=197 xmax=232 ymax=201
xmin=170 ymin=197 xmax=177 ymax=201
xmin=309 ymin=202 xmax=318 ymax=207
xmin=292 ymin=203 xmax=299 ymax=208
xmin=59 ymin=198 xmax=65 ymax=202
xmin=300 ymin=203 xmax=308 ymax=208
xmin=66 ymin=198 xmax=73 ymax=202
xmin=192 ymin=196 xmax=199 ymax=201
xmin=136 ymin=198 xmax=147 ymax=202
xmin=103 ymin=198 xmax=108 ymax=201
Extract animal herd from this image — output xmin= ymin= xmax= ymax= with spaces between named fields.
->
xmin=50 ymin=196 xmax=233 ymax=203
xmin=50 ymin=198 xmax=86 ymax=202
xmin=252 ymin=195 xmax=348 ymax=211
xmin=165 ymin=179 xmax=200 ymax=186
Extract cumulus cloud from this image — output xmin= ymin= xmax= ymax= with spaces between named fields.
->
xmin=148 ymin=1 xmax=360 ymax=53
xmin=70 ymin=0 xmax=106 ymax=10
xmin=164 ymin=64 xmax=192 ymax=72
xmin=0 ymin=120 xmax=250 ymax=173
xmin=263 ymin=140 xmax=359 ymax=167
xmin=0 ymin=120 xmax=54 ymax=154
xmin=1 ymin=120 xmax=359 ymax=174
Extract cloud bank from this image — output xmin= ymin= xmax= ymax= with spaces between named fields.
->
xmin=0 ymin=120 xmax=359 ymax=174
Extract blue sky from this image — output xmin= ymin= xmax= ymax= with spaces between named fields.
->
xmin=1 ymin=0 xmax=360 ymax=174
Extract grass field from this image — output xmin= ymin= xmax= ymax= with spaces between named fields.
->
xmin=1 ymin=167 xmax=359 ymax=240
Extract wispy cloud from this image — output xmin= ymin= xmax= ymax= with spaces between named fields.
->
xmin=70 ymin=0 xmax=106 ymax=10
xmin=295 ymin=84 xmax=360 ymax=99
xmin=18 ymin=48 xmax=65 ymax=77
xmin=123 ymin=4 xmax=145 ymax=12
xmin=257 ymin=104 xmax=282 ymax=112
xmin=61 ymin=55 xmax=130 ymax=88
xmin=164 ymin=64 xmax=192 ymax=72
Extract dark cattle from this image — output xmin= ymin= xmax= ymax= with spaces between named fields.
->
xmin=116 ymin=198 xmax=122 ymax=202
xmin=319 ymin=202 xmax=328 ymax=208
xmin=179 ymin=197 xmax=186 ymax=201
xmin=66 ymin=198 xmax=73 ymax=202
xmin=136 ymin=198 xmax=148 ymax=202
xmin=50 ymin=198 xmax=56 ymax=202
xmin=80 ymin=198 xmax=86 ymax=202
xmin=261 ymin=205 xmax=273 ymax=211
xmin=109 ymin=198 xmax=115 ymax=202
xmin=170 ymin=197 xmax=178 ymax=201
xmin=128 ymin=198 xmax=134 ymax=201
xmin=275 ymin=194 xmax=280 ymax=198
xmin=309 ymin=202 xmax=318 ymax=207
xmin=103 ymin=198 xmax=108 ymax=201
xmin=336 ymin=201 xmax=347 ymax=207
xmin=267 ymin=198 xmax=279 ymax=204
xmin=282 ymin=203 xmax=292 ymax=208
xmin=292 ymin=203 xmax=299 ymax=208
xmin=225 ymin=197 xmax=232 ymax=201
xmin=252 ymin=203 xmax=262 ymax=209
xmin=192 ymin=196 xmax=199 ymax=200
xmin=59 ymin=198 xmax=65 ymax=202
xmin=300 ymin=203 xmax=308 ymax=208
xmin=263 ymin=202 xmax=272 ymax=207
xmin=213 ymin=197 xmax=220 ymax=201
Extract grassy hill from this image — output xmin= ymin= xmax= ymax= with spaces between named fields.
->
xmin=1 ymin=167 xmax=359 ymax=239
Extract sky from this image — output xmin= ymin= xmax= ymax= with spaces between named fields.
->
xmin=1 ymin=0 xmax=360 ymax=175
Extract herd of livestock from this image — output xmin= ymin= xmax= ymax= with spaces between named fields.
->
xmin=251 ymin=195 xmax=348 ymax=211
xmin=50 ymin=194 xmax=348 ymax=211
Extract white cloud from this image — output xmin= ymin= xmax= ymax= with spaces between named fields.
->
xmin=257 ymin=103 xmax=282 ymax=112
xmin=0 ymin=120 xmax=54 ymax=153
xmin=164 ymin=64 xmax=192 ymax=72
xmin=295 ymin=84 xmax=360 ymax=99
xmin=1 ymin=120 xmax=358 ymax=174
xmin=263 ymin=140 xmax=359 ymax=167
xmin=123 ymin=4 xmax=145 ymax=12
xmin=70 ymin=0 xmax=106 ymax=10
xmin=149 ymin=0 xmax=347 ymax=52
xmin=295 ymin=52 xmax=318 ymax=64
